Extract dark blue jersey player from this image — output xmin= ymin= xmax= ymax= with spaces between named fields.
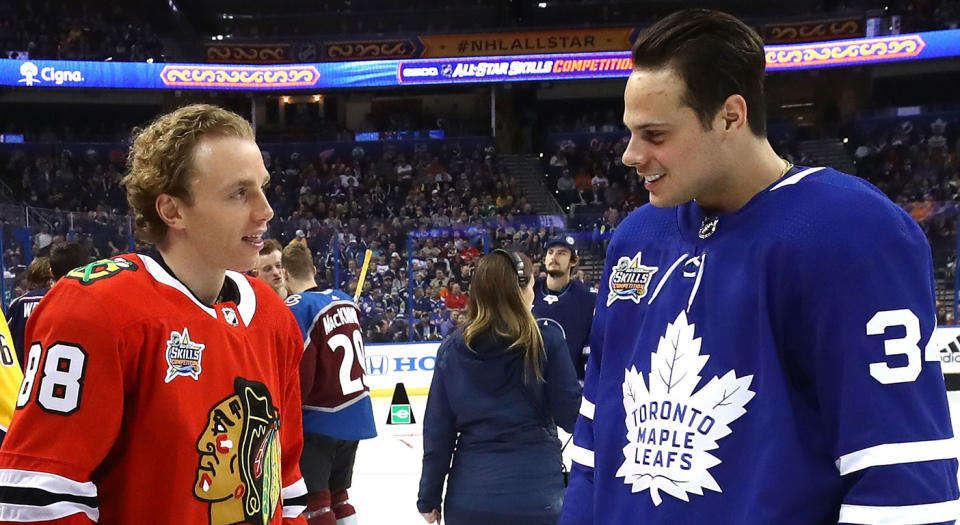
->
xmin=532 ymin=235 xmax=597 ymax=382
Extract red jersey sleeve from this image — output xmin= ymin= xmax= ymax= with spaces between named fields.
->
xmin=0 ymin=290 xmax=122 ymax=524
xmin=279 ymin=314 xmax=307 ymax=524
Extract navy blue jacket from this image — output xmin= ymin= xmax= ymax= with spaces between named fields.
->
xmin=417 ymin=323 xmax=582 ymax=517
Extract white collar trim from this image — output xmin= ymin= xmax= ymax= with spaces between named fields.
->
xmin=138 ymin=254 xmax=256 ymax=327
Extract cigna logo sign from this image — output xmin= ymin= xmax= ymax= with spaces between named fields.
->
xmin=18 ymin=62 xmax=85 ymax=86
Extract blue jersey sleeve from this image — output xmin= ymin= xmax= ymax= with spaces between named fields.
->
xmin=541 ymin=323 xmax=582 ymax=433
xmin=790 ymin=190 xmax=958 ymax=524
xmin=559 ymin=256 xmax=613 ymax=524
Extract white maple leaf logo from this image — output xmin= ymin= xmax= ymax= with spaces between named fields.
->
xmin=616 ymin=310 xmax=755 ymax=506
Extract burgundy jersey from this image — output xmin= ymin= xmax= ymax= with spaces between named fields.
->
xmin=286 ymin=289 xmax=376 ymax=440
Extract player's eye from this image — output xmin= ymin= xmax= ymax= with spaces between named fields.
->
xmin=644 ymin=131 xmax=665 ymax=144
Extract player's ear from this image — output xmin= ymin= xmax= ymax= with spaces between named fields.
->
xmin=718 ymin=94 xmax=748 ymax=133
xmin=156 ymin=193 xmax=185 ymax=231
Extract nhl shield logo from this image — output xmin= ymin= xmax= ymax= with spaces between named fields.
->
xmin=222 ymin=307 xmax=239 ymax=327
xmin=607 ymin=252 xmax=659 ymax=307
xmin=164 ymin=328 xmax=206 ymax=383
xmin=699 ymin=216 xmax=718 ymax=239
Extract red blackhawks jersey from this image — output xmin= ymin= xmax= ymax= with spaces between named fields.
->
xmin=0 ymin=254 xmax=308 ymax=525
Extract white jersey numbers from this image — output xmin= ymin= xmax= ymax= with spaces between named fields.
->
xmin=16 ymin=342 xmax=87 ymax=414
xmin=867 ymin=309 xmax=923 ymax=385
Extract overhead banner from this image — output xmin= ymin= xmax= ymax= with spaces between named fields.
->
xmin=2 ymin=29 xmax=959 ymax=90
xmin=418 ymin=28 xmax=634 ymax=58
xmin=764 ymin=17 xmax=864 ymax=44
xmin=205 ymin=43 xmax=293 ymax=64
xmin=323 ymin=39 xmax=419 ymax=61
xmin=396 ymin=54 xmax=633 ymax=84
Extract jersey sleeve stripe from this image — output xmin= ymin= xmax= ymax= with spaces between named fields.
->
xmin=769 ymin=166 xmax=825 ymax=191
xmin=0 ymin=501 xmax=99 ymax=522
xmin=283 ymin=502 xmax=307 ymax=519
xmin=0 ymin=469 xmax=96 ymax=497
xmin=647 ymin=253 xmax=688 ymax=305
xmin=838 ymin=499 xmax=960 ymax=524
xmin=579 ymin=398 xmax=595 ymax=420
xmin=582 ymin=345 xmax=591 ymax=356
xmin=570 ymin=443 xmax=595 ymax=469
xmin=282 ymin=478 xmax=307 ymax=500
xmin=282 ymin=478 xmax=308 ymax=518
xmin=835 ymin=438 xmax=957 ymax=476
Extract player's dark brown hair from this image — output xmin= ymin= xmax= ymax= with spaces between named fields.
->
xmin=49 ymin=241 xmax=90 ymax=279
xmin=122 ymin=104 xmax=255 ymax=243
xmin=464 ymin=251 xmax=545 ymax=383
xmin=281 ymin=241 xmax=315 ymax=281
xmin=631 ymin=9 xmax=768 ymax=137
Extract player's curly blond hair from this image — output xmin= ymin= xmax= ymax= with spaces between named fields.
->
xmin=122 ymin=104 xmax=254 ymax=244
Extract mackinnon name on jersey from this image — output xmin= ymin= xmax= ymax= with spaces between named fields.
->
xmin=629 ymin=400 xmax=717 ymax=470
xmin=322 ymin=306 xmax=360 ymax=335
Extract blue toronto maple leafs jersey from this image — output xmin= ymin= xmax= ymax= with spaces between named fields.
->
xmin=559 ymin=167 xmax=959 ymax=525
xmin=533 ymin=278 xmax=597 ymax=381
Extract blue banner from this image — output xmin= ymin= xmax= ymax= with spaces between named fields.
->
xmin=1 ymin=29 xmax=958 ymax=90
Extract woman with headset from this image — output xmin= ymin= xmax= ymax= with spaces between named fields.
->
xmin=417 ymin=249 xmax=582 ymax=525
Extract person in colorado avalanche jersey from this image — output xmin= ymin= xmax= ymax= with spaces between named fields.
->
xmin=532 ymin=235 xmax=597 ymax=381
xmin=282 ymin=242 xmax=376 ymax=525
xmin=559 ymin=10 xmax=959 ymax=525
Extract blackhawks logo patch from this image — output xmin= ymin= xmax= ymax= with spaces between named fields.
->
xmin=195 ymin=377 xmax=282 ymax=525
xmin=66 ymin=257 xmax=138 ymax=285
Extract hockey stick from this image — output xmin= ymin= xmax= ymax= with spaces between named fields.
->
xmin=353 ymin=249 xmax=373 ymax=302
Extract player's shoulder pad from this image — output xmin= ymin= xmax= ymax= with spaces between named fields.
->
xmin=612 ymin=202 xmax=677 ymax=243
xmin=61 ymin=254 xmax=141 ymax=288
xmin=329 ymin=289 xmax=356 ymax=304
xmin=776 ymin=167 xmax=924 ymax=249
xmin=538 ymin=319 xmax=566 ymax=344
xmin=571 ymin=279 xmax=597 ymax=297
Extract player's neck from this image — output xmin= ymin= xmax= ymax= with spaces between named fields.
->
xmin=546 ymin=273 xmax=571 ymax=293
xmin=287 ymin=278 xmax=317 ymax=295
xmin=156 ymin=242 xmax=226 ymax=305
xmin=697 ymin=139 xmax=787 ymax=214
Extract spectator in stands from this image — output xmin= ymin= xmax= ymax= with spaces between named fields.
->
xmin=556 ymin=169 xmax=578 ymax=208
xmin=430 ymin=269 xmax=449 ymax=290
xmin=444 ymin=283 xmax=467 ymax=311
xmin=417 ymin=250 xmax=580 ymax=524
